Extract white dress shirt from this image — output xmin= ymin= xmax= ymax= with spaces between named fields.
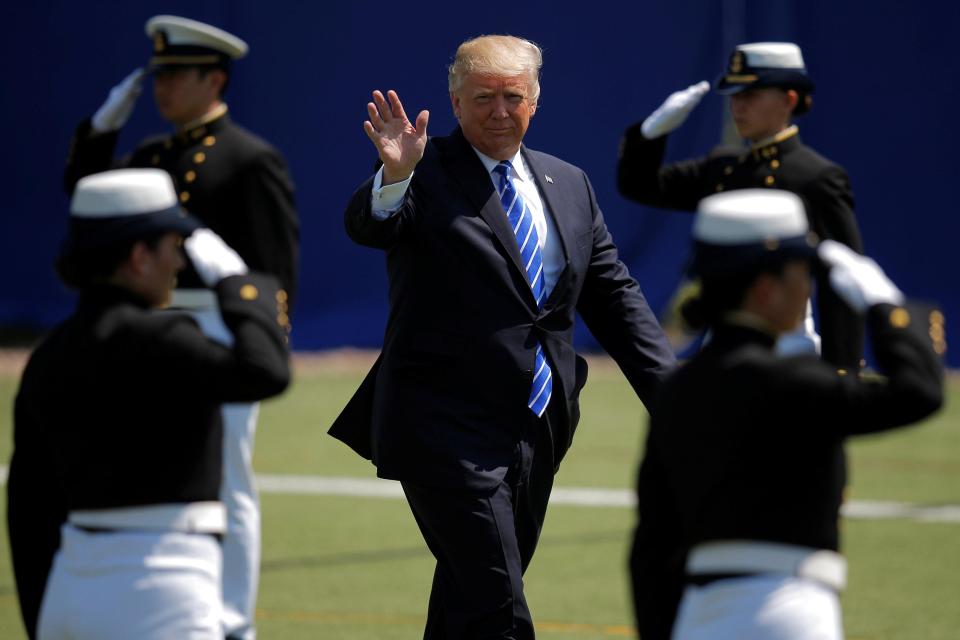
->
xmin=370 ymin=147 xmax=565 ymax=298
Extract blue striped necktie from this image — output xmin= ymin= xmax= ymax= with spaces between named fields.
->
xmin=493 ymin=160 xmax=553 ymax=418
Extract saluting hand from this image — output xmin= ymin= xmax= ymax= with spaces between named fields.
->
xmin=364 ymin=90 xmax=429 ymax=185
xmin=91 ymin=68 xmax=146 ymax=134
xmin=184 ymin=228 xmax=249 ymax=287
xmin=641 ymin=80 xmax=710 ymax=139
xmin=818 ymin=240 xmax=904 ymax=313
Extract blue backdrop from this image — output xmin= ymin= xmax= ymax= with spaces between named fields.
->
xmin=2 ymin=1 xmax=958 ymax=365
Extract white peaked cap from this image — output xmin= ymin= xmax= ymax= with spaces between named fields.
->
xmin=738 ymin=42 xmax=805 ymax=69
xmin=71 ymin=169 xmax=179 ymax=218
xmin=695 ymin=189 xmax=808 ymax=244
xmin=62 ymin=170 xmax=200 ymax=257
xmin=146 ymin=15 xmax=248 ymax=59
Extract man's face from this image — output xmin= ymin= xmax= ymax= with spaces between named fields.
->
xmin=451 ymin=72 xmax=537 ymax=160
xmin=729 ymin=87 xmax=794 ymax=141
xmin=139 ymin=232 xmax=186 ymax=307
xmin=153 ymin=67 xmax=220 ymax=126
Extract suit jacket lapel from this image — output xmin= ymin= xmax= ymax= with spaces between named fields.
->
xmin=438 ymin=128 xmax=535 ymax=303
xmin=522 ymin=147 xmax=574 ymax=310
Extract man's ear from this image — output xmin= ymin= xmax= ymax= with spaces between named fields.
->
xmin=450 ymin=92 xmax=461 ymax=120
xmin=784 ymin=89 xmax=799 ymax=112
xmin=206 ymin=68 xmax=227 ymax=96
xmin=745 ymin=273 xmax=777 ymax=308
xmin=128 ymin=241 xmax=152 ymax=276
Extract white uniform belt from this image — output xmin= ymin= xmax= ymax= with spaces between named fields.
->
xmin=68 ymin=502 xmax=226 ymax=535
xmin=169 ymin=289 xmax=218 ymax=311
xmin=687 ymin=540 xmax=847 ymax=591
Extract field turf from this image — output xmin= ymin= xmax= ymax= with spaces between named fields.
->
xmin=0 ymin=354 xmax=956 ymax=639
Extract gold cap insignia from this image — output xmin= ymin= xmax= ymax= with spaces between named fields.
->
xmin=153 ymin=31 xmax=166 ymax=53
xmin=730 ymin=50 xmax=745 ymax=74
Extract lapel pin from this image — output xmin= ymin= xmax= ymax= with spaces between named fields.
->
xmin=545 ymin=174 xmax=554 ymax=184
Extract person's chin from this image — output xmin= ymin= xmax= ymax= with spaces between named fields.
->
xmin=155 ymin=104 xmax=178 ymax=123
xmin=156 ymin=285 xmax=176 ymax=308
xmin=482 ymin=136 xmax=518 ymax=159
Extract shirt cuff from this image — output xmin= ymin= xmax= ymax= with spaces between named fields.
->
xmin=371 ymin=167 xmax=413 ymax=220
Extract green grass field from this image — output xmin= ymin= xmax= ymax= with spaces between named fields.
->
xmin=0 ymin=354 xmax=956 ymax=639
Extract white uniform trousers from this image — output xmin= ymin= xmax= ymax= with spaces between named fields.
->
xmin=181 ymin=294 xmax=261 ymax=640
xmin=38 ymin=524 xmax=222 ymax=639
xmin=672 ymin=575 xmax=843 ymax=640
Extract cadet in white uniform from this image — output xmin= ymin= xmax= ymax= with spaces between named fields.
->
xmin=63 ymin=16 xmax=299 ymax=638
xmin=631 ymin=190 xmax=944 ymax=639
xmin=7 ymin=169 xmax=290 ymax=639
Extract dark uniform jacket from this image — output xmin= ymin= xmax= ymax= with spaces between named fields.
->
xmin=64 ymin=110 xmax=300 ymax=309
xmin=329 ymin=127 xmax=676 ymax=490
xmin=631 ymin=303 xmax=945 ymax=639
xmin=617 ymin=124 xmax=864 ymax=369
xmin=6 ymin=274 xmax=290 ymax=639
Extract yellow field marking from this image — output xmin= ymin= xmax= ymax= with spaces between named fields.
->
xmin=536 ymin=620 xmax=635 ymax=636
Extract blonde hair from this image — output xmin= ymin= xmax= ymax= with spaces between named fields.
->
xmin=448 ymin=35 xmax=543 ymax=103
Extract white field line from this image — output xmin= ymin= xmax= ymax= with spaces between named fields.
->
xmin=1 ymin=466 xmax=957 ymax=523
xmin=255 ymin=474 xmax=960 ymax=522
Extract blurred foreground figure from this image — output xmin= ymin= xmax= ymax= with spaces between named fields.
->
xmin=63 ymin=16 xmax=299 ymax=637
xmin=619 ymin=42 xmax=864 ymax=370
xmin=631 ymin=189 xmax=944 ymax=639
xmin=7 ymin=169 xmax=289 ymax=639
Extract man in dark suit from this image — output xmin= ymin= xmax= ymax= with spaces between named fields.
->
xmin=329 ymin=35 xmax=676 ymax=639
xmin=61 ymin=16 xmax=298 ymax=639
xmin=617 ymin=42 xmax=863 ymax=370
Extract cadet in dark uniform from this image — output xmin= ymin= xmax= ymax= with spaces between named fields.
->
xmin=63 ymin=15 xmax=298 ymax=302
xmin=618 ymin=42 xmax=864 ymax=370
xmin=62 ymin=17 xmax=298 ymax=637
xmin=7 ymin=169 xmax=290 ymax=639
xmin=630 ymin=189 xmax=944 ymax=639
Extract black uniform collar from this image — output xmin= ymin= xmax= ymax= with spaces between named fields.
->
xmin=750 ymin=125 xmax=800 ymax=161
xmin=174 ymin=103 xmax=230 ymax=144
xmin=710 ymin=312 xmax=778 ymax=351
xmin=78 ymin=284 xmax=153 ymax=312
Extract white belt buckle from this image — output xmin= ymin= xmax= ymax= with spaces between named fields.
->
xmin=798 ymin=549 xmax=847 ymax=591
xmin=688 ymin=540 xmax=847 ymax=592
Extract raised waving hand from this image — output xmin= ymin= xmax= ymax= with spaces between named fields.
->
xmin=364 ymin=90 xmax=429 ymax=185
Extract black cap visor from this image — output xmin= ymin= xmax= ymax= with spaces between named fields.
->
xmin=687 ymin=234 xmax=820 ymax=279
xmin=716 ymin=68 xmax=815 ymax=95
xmin=61 ymin=205 xmax=201 ymax=258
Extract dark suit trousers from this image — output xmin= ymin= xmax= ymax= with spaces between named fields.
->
xmin=401 ymin=411 xmax=555 ymax=640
